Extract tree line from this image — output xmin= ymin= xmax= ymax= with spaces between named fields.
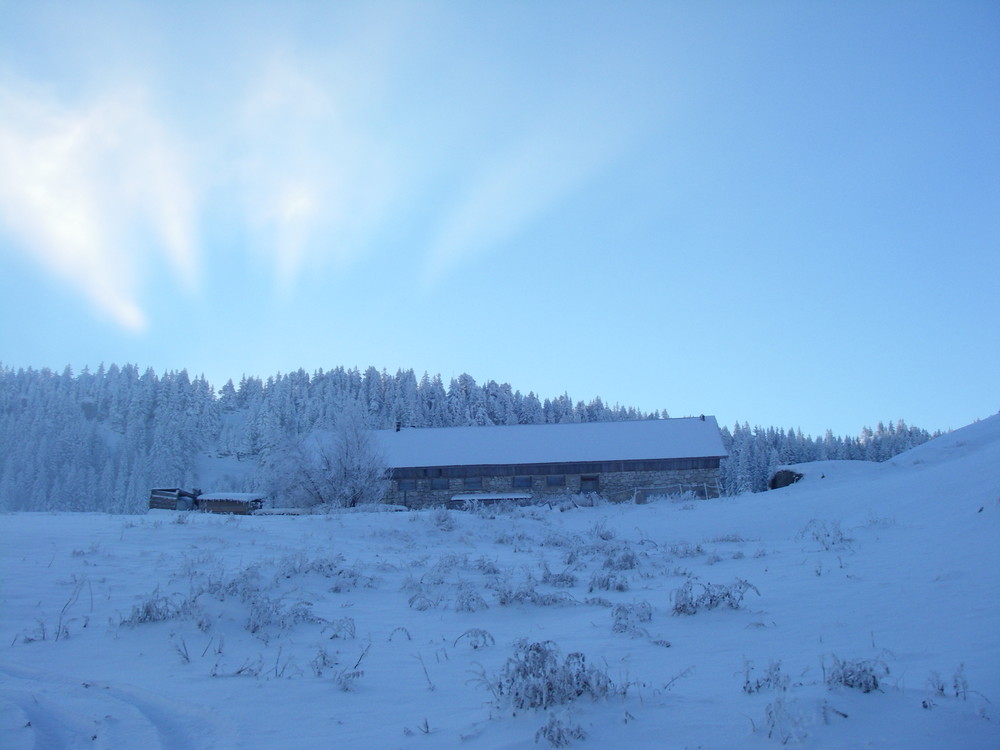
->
xmin=0 ymin=363 xmax=938 ymax=512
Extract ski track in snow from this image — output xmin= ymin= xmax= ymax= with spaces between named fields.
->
xmin=0 ymin=662 xmax=239 ymax=750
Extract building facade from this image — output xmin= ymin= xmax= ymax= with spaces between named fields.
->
xmin=374 ymin=417 xmax=727 ymax=507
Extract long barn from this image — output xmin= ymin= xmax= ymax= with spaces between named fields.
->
xmin=374 ymin=416 xmax=727 ymax=507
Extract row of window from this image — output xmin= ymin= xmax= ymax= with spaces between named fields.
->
xmin=392 ymin=457 xmax=719 ymax=481
xmin=395 ymin=474 xmax=600 ymax=493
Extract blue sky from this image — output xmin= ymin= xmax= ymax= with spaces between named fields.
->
xmin=1 ymin=1 xmax=997 ymax=437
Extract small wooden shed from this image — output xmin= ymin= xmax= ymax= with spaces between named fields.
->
xmin=196 ymin=492 xmax=265 ymax=515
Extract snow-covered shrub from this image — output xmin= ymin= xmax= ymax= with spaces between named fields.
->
xmin=327 ymin=563 xmax=377 ymax=593
xmin=588 ymin=571 xmax=629 ymax=592
xmin=310 ymin=646 xmax=338 ymax=677
xmin=454 ymin=628 xmax=495 ymax=649
xmin=588 ymin=520 xmax=615 ymax=542
xmin=476 ymin=556 xmax=501 ymax=575
xmin=216 ymin=564 xmax=264 ymax=603
xmin=495 ymin=530 xmax=532 ymax=547
xmin=548 ymin=492 xmax=604 ymax=512
xmin=455 ymin=587 xmax=490 ymax=612
xmin=541 ymin=531 xmax=583 ymax=549
xmin=408 ymin=591 xmax=441 ymax=611
xmin=824 ymin=654 xmax=888 ymax=693
xmin=672 ymin=578 xmax=759 ymax=615
xmin=531 ymin=591 xmax=578 ymax=607
xmin=335 ymin=666 xmax=364 ymax=691
xmin=489 ymin=640 xmax=613 ymax=712
xmin=763 ymin=696 xmax=808 ymax=744
xmin=322 ymin=616 xmax=356 ymax=639
xmin=489 ymin=573 xmax=530 ymax=606
xmin=669 ymin=542 xmax=705 ymax=558
xmin=245 ymin=594 xmax=323 ymax=636
xmin=709 ymin=533 xmax=747 ymax=543
xmin=801 ymin=520 xmax=851 ymax=550
xmin=433 ymin=507 xmax=456 ymax=531
xmin=535 ymin=712 xmax=587 ymax=747
xmin=927 ymin=670 xmax=947 ymax=696
xmin=465 ymin=498 xmax=521 ymax=518
xmin=611 ymin=601 xmax=653 ymax=636
xmin=275 ymin=552 xmax=352 ymax=582
xmin=120 ymin=587 xmax=194 ymax=626
xmin=952 ymin=664 xmax=969 ymax=700
xmin=602 ymin=545 xmax=639 ymax=571
xmin=541 ymin=562 xmax=578 ymax=588
xmin=743 ymin=659 xmax=789 ymax=694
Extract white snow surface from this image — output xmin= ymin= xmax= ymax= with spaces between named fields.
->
xmin=1 ymin=415 xmax=998 ymax=749
xmin=374 ymin=416 xmax=726 ymax=468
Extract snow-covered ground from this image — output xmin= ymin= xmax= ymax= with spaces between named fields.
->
xmin=2 ymin=416 xmax=998 ymax=749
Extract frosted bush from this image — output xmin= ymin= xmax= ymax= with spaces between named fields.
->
xmin=455 ymin=588 xmax=490 ymax=612
xmin=672 ymin=578 xmax=759 ymax=615
xmin=120 ymin=588 xmax=193 ymax=626
xmin=824 ymin=654 xmax=888 ymax=693
xmin=432 ymin=507 xmax=456 ymax=531
xmin=801 ymin=520 xmax=851 ymax=550
xmin=245 ymin=595 xmax=323 ymax=635
xmin=541 ymin=562 xmax=578 ymax=588
xmin=763 ymin=696 xmax=808 ymax=744
xmin=454 ymin=628 xmax=495 ymax=649
xmin=535 ymin=712 xmax=587 ymax=747
xmin=603 ymin=545 xmax=639 ymax=571
xmin=488 ymin=640 xmax=614 ymax=712
xmin=611 ymin=601 xmax=653 ymax=636
xmin=322 ymin=616 xmax=356 ymax=639
xmin=408 ymin=592 xmax=440 ymax=611
xmin=588 ymin=571 xmax=629 ymax=592
xmin=742 ymin=659 xmax=789 ymax=694
xmin=588 ymin=520 xmax=615 ymax=542
xmin=669 ymin=542 xmax=705 ymax=559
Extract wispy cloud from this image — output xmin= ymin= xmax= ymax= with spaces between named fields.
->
xmin=0 ymin=79 xmax=197 ymax=331
xmin=235 ymin=47 xmax=403 ymax=292
xmin=419 ymin=74 xmax=657 ymax=287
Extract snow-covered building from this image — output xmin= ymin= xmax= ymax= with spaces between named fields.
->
xmin=374 ymin=416 xmax=727 ymax=507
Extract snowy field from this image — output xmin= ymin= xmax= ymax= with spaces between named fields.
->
xmin=2 ymin=417 xmax=998 ymax=749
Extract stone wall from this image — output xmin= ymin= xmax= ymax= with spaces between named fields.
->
xmin=384 ymin=466 xmax=721 ymax=508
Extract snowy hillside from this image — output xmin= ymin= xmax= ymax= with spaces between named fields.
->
xmin=1 ymin=417 xmax=997 ymax=749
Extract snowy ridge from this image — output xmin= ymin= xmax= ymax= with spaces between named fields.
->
xmin=0 ymin=417 xmax=997 ymax=749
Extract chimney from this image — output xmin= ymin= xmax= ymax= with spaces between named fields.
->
xmin=699 ymin=414 xmax=705 ymax=421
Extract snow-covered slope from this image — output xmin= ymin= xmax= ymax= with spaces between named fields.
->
xmin=1 ymin=417 xmax=997 ymax=749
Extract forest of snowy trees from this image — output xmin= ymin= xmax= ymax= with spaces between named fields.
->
xmin=0 ymin=363 xmax=939 ymax=512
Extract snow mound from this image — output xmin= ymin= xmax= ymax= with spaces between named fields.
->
xmin=889 ymin=413 xmax=1000 ymax=469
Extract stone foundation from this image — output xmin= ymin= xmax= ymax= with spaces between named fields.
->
xmin=385 ymin=466 xmax=721 ymax=508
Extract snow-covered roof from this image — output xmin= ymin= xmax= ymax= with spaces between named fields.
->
xmin=373 ymin=417 xmax=726 ymax=469
xmin=198 ymin=492 xmax=266 ymax=501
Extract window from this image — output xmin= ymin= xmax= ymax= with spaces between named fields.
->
xmin=513 ymin=475 xmax=532 ymax=489
xmin=431 ymin=478 xmax=449 ymax=490
xmin=397 ymin=479 xmax=417 ymax=491
xmin=580 ymin=475 xmax=600 ymax=493
xmin=464 ymin=477 xmax=483 ymax=490
xmin=546 ymin=475 xmax=566 ymax=488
